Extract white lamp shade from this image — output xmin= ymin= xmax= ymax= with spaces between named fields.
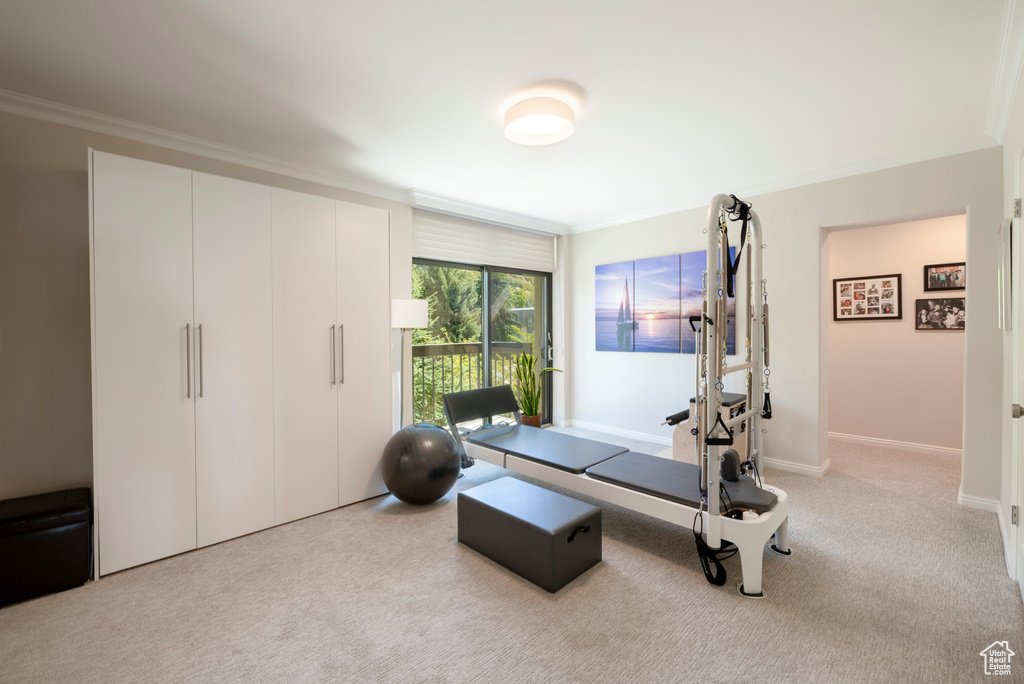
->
xmin=392 ymin=298 xmax=428 ymax=329
xmin=504 ymin=97 xmax=575 ymax=146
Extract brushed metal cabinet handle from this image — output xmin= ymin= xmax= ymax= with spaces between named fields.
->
xmin=197 ymin=324 xmax=204 ymax=398
xmin=185 ymin=323 xmax=191 ymax=399
xmin=339 ymin=324 xmax=344 ymax=385
xmin=330 ymin=325 xmax=336 ymax=386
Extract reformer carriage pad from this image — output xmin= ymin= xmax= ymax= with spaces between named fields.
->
xmin=465 ymin=424 xmax=627 ymax=474
xmin=586 ymin=452 xmax=778 ymax=514
xmin=458 ymin=477 xmax=601 ymax=593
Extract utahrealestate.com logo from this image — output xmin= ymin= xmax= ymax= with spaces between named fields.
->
xmin=980 ymin=641 xmax=1015 ymax=676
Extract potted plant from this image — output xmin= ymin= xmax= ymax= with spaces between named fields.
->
xmin=511 ymin=349 xmax=561 ymax=428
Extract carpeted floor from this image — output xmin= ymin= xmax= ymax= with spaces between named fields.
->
xmin=1 ymin=432 xmax=1021 ymax=683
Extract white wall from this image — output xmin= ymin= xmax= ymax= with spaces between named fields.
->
xmin=568 ymin=147 xmax=1003 ymax=501
xmin=0 ymin=110 xmax=413 ymax=500
xmin=827 ymin=215 xmax=966 ymax=450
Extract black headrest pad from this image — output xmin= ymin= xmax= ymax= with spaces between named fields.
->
xmin=443 ymin=385 xmax=520 ymax=425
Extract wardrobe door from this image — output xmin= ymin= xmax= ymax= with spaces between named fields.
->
xmin=91 ymin=151 xmax=196 ymax=575
xmin=273 ymin=189 xmax=340 ymax=523
xmin=192 ymin=173 xmax=275 ymax=547
xmin=336 ymin=201 xmax=392 ymax=506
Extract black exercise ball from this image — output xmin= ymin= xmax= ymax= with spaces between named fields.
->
xmin=381 ymin=423 xmax=461 ymax=505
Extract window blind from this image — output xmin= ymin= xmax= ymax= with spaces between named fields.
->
xmin=412 ymin=210 xmax=556 ymax=273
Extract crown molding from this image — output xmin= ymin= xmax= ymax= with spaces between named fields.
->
xmin=0 ymin=86 xmax=1006 ymax=237
xmin=985 ymin=0 xmax=1024 ymax=141
xmin=409 ymin=189 xmax=569 ymax=235
xmin=570 ymin=133 xmax=1000 ymax=234
xmin=569 ymin=202 xmax=696 ymax=234
xmin=0 ymin=88 xmax=409 ymax=204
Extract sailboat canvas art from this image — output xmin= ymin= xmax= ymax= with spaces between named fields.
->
xmin=680 ymin=248 xmax=736 ymax=354
xmin=596 ymin=248 xmax=735 ymax=355
xmin=616 ymin=278 xmax=637 ymax=350
xmin=595 ymin=261 xmax=634 ymax=352
xmin=633 ymin=254 xmax=681 ymax=352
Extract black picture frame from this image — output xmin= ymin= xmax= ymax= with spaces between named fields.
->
xmin=915 ymin=297 xmax=966 ymax=330
xmin=833 ymin=273 xmax=902 ymax=321
xmin=923 ymin=262 xmax=965 ymax=291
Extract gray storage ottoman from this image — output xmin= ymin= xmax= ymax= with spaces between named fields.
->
xmin=458 ymin=477 xmax=601 ymax=592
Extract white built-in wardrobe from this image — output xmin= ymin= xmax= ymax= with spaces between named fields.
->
xmin=89 ymin=150 xmax=392 ymax=576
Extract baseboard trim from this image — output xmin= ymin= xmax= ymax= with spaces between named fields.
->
xmin=828 ymin=432 xmax=962 ymax=457
xmin=566 ymin=420 xmax=672 ymax=447
xmin=957 ymin=487 xmax=1000 ymax=513
xmin=763 ymin=457 xmax=831 ymax=477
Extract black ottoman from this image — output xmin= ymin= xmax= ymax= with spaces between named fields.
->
xmin=458 ymin=477 xmax=601 ymax=592
xmin=0 ymin=488 xmax=92 ymax=607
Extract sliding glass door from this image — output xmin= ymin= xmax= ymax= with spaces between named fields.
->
xmin=411 ymin=259 xmax=552 ymax=425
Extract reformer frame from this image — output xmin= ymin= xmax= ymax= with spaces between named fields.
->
xmin=442 ymin=193 xmax=791 ymax=597
xmin=458 ymin=433 xmax=789 ymax=597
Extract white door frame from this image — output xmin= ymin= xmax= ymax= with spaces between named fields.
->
xmin=1014 ymin=149 xmax=1024 ymax=596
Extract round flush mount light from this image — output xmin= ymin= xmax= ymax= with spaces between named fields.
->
xmin=504 ymin=97 xmax=575 ymax=146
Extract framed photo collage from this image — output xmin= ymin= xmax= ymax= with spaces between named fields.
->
xmin=833 ymin=262 xmax=966 ymax=331
xmin=833 ymin=274 xmax=902 ymax=321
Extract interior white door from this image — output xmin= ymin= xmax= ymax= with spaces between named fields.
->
xmin=192 ymin=173 xmax=275 ymax=547
xmin=1016 ymin=156 xmax=1024 ymax=595
xmin=91 ymin=151 xmax=197 ymax=575
xmin=336 ymin=201 xmax=392 ymax=506
xmin=273 ymin=188 xmax=340 ymax=523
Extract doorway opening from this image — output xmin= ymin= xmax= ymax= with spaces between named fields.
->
xmin=823 ymin=214 xmax=967 ymax=465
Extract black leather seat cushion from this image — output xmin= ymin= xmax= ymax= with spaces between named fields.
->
xmin=0 ymin=488 xmax=92 ymax=538
xmin=691 ymin=391 xmax=747 ymax=407
xmin=585 ymin=453 xmax=778 ymax=513
xmin=466 ymin=425 xmax=627 ymax=473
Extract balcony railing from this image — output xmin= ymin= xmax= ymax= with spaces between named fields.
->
xmin=411 ymin=341 xmax=534 ymax=425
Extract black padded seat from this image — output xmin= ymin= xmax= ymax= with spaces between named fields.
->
xmin=466 ymin=425 xmax=627 ymax=474
xmin=585 ymin=453 xmax=778 ymax=514
xmin=0 ymin=488 xmax=92 ymax=607
xmin=690 ymin=391 xmax=746 ymax=407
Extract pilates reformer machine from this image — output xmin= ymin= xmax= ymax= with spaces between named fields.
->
xmin=443 ymin=194 xmax=790 ymax=598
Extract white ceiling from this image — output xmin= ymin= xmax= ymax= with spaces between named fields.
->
xmin=0 ymin=0 xmax=1020 ymax=233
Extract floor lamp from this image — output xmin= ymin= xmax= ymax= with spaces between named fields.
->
xmin=392 ymin=299 xmax=428 ymax=427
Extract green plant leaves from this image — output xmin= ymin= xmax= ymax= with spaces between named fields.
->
xmin=512 ymin=350 xmax=562 ymax=417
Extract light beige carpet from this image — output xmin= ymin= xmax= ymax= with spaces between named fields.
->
xmin=1 ymin=434 xmax=1021 ymax=683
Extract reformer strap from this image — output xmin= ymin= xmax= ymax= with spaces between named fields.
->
xmin=762 ymin=390 xmax=773 ymax=420
xmin=725 ymin=195 xmax=751 ymax=298
xmin=706 ymin=412 xmax=734 ymax=446
xmin=694 ymin=531 xmax=728 ymax=586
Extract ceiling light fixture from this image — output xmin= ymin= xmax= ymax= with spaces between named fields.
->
xmin=503 ymin=97 xmax=575 ymax=146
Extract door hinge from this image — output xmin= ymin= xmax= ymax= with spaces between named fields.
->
xmin=1013 ymin=505 xmax=1019 ymax=526
xmin=1015 ymin=198 xmax=1021 ymax=219
xmin=1014 ymin=404 xmax=1023 ymax=419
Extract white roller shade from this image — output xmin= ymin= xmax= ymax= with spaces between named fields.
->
xmin=412 ymin=210 xmax=556 ymax=273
